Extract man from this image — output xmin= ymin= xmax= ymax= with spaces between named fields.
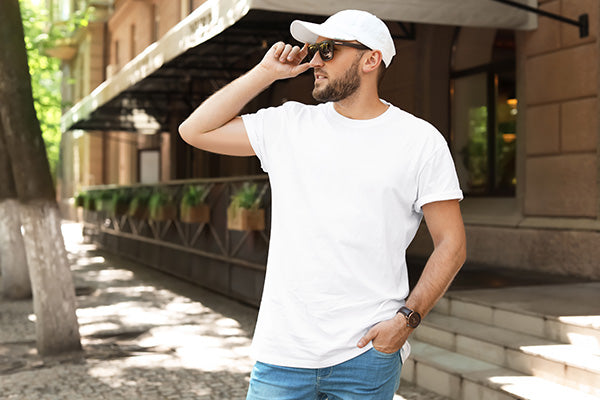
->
xmin=179 ymin=9 xmax=466 ymax=400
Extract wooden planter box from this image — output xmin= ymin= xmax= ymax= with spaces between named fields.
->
xmin=180 ymin=203 xmax=210 ymax=224
xmin=112 ymin=202 xmax=130 ymax=217
xmin=227 ymin=207 xmax=265 ymax=231
xmin=150 ymin=204 xmax=178 ymax=221
xmin=128 ymin=205 xmax=148 ymax=220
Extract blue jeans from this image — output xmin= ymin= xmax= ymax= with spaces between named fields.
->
xmin=246 ymin=348 xmax=403 ymax=400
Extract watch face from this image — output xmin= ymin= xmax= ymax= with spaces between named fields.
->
xmin=408 ymin=312 xmax=421 ymax=327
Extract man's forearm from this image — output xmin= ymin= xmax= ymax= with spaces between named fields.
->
xmin=179 ymin=66 xmax=274 ymax=136
xmin=405 ymin=236 xmax=466 ymax=318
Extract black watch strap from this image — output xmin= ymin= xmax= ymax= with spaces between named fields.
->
xmin=397 ymin=306 xmax=422 ymax=328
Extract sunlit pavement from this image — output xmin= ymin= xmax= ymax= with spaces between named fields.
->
xmin=0 ymin=222 xmax=448 ymax=400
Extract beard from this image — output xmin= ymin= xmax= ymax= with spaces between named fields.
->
xmin=312 ymin=58 xmax=361 ymax=102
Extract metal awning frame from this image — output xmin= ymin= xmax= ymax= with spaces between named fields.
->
xmin=62 ymin=0 xmax=543 ymax=133
xmin=490 ymin=0 xmax=589 ymax=37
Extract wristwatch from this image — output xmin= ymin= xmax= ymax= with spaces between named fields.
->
xmin=397 ymin=306 xmax=421 ymax=328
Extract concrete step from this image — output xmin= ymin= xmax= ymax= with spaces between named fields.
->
xmin=403 ymin=339 xmax=599 ymax=400
xmin=414 ymin=312 xmax=600 ymax=396
xmin=434 ymin=290 xmax=600 ymax=352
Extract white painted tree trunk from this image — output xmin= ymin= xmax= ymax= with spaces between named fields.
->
xmin=19 ymin=200 xmax=81 ymax=355
xmin=0 ymin=198 xmax=30 ymax=299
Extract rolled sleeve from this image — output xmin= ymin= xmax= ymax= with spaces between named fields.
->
xmin=413 ymin=145 xmax=463 ymax=213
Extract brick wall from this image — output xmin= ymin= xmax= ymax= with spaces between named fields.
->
xmin=521 ymin=0 xmax=599 ymax=217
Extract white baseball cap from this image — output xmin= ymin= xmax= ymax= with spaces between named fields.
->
xmin=290 ymin=10 xmax=396 ymax=67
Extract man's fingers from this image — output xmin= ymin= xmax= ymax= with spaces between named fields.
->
xmin=279 ymin=44 xmax=293 ymax=62
xmin=290 ymin=62 xmax=312 ymax=76
xmin=271 ymin=41 xmax=285 ymax=58
xmin=287 ymin=45 xmax=305 ymax=62
xmin=357 ymin=327 xmax=377 ymax=348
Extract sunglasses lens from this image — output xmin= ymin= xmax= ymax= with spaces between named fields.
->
xmin=307 ymin=45 xmax=318 ymax=60
xmin=304 ymin=41 xmax=335 ymax=62
xmin=319 ymin=41 xmax=333 ymax=60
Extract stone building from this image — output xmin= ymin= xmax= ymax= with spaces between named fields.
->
xmin=55 ymin=0 xmax=599 ymax=285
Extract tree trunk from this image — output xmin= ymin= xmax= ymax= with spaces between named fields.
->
xmin=0 ymin=123 xmax=31 ymax=299
xmin=0 ymin=0 xmax=81 ymax=355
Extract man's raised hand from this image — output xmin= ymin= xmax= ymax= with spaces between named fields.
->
xmin=257 ymin=42 xmax=311 ymax=80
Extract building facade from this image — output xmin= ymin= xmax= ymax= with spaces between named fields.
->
xmin=56 ymin=0 xmax=600 ymax=280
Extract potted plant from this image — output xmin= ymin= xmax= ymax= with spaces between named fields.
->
xmin=74 ymin=192 xmax=85 ymax=208
xmin=95 ymin=190 xmax=113 ymax=213
xmin=128 ymin=188 xmax=151 ymax=219
xmin=180 ymin=184 xmax=210 ymax=224
xmin=148 ymin=188 xmax=177 ymax=221
xmin=227 ymin=183 xmax=265 ymax=231
xmin=83 ymin=191 xmax=96 ymax=211
xmin=111 ymin=190 xmax=131 ymax=216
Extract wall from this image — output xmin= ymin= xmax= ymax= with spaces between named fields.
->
xmin=522 ymin=0 xmax=599 ymax=218
xmin=407 ymin=0 xmax=600 ymax=279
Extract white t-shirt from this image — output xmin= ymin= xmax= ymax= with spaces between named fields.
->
xmin=241 ymin=100 xmax=462 ymax=368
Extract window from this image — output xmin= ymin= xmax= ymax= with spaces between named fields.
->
xmin=57 ymin=0 xmax=72 ymax=21
xmin=450 ymin=29 xmax=517 ymax=196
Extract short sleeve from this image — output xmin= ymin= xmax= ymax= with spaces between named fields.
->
xmin=413 ymin=144 xmax=463 ymax=213
xmin=242 ymin=104 xmax=290 ymax=173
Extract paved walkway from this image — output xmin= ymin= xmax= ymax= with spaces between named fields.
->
xmin=0 ymin=223 xmax=447 ymax=400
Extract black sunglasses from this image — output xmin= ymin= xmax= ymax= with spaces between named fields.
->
xmin=305 ymin=40 xmax=370 ymax=62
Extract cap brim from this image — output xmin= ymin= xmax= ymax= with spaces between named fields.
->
xmin=290 ymin=20 xmax=356 ymax=44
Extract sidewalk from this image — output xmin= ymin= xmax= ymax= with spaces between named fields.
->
xmin=0 ymin=222 xmax=447 ymax=400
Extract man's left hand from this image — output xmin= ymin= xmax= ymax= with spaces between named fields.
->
xmin=356 ymin=314 xmax=412 ymax=354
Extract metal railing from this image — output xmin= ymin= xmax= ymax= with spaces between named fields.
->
xmin=81 ymin=175 xmax=271 ymax=276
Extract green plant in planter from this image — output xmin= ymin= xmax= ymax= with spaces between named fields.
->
xmin=111 ymin=190 xmax=132 ymax=216
xmin=230 ymin=183 xmax=260 ymax=212
xmin=83 ymin=191 xmax=97 ymax=211
xmin=227 ymin=183 xmax=264 ymax=231
xmin=128 ymin=188 xmax=152 ymax=219
xmin=148 ymin=189 xmax=177 ymax=221
xmin=74 ymin=192 xmax=85 ymax=208
xmin=95 ymin=190 xmax=114 ymax=212
xmin=180 ymin=184 xmax=210 ymax=223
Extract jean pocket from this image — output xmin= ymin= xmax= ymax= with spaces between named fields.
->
xmin=370 ymin=346 xmax=400 ymax=357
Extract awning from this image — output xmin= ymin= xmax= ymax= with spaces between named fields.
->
xmin=251 ymin=0 xmax=537 ymax=30
xmin=61 ymin=0 xmax=537 ymax=133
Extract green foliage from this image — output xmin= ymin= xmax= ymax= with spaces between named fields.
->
xmin=111 ymin=189 xmax=131 ymax=205
xmin=230 ymin=183 xmax=260 ymax=211
xmin=82 ymin=191 xmax=96 ymax=211
xmin=19 ymin=0 xmax=91 ymax=182
xmin=149 ymin=189 xmax=174 ymax=220
xmin=181 ymin=185 xmax=208 ymax=207
xmin=128 ymin=188 xmax=152 ymax=216
xmin=460 ymin=106 xmax=488 ymax=192
xmin=95 ymin=190 xmax=113 ymax=211
xmin=74 ymin=191 xmax=85 ymax=207
xmin=19 ymin=0 xmax=61 ymax=180
xmin=109 ymin=190 xmax=132 ymax=215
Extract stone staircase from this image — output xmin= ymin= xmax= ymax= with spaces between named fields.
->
xmin=402 ymin=290 xmax=600 ymax=400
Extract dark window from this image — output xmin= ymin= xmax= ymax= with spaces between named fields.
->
xmin=450 ymin=30 xmax=517 ymax=196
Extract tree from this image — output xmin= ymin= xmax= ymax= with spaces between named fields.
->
xmin=0 ymin=116 xmax=31 ymax=300
xmin=0 ymin=0 xmax=81 ymax=355
xmin=20 ymin=0 xmax=63 ymax=181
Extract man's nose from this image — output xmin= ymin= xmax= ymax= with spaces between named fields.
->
xmin=309 ymin=51 xmax=324 ymax=68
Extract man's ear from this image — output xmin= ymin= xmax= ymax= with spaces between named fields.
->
xmin=361 ymin=50 xmax=383 ymax=74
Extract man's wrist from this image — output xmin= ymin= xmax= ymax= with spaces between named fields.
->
xmin=397 ymin=306 xmax=422 ymax=328
xmin=250 ymin=64 xmax=280 ymax=86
